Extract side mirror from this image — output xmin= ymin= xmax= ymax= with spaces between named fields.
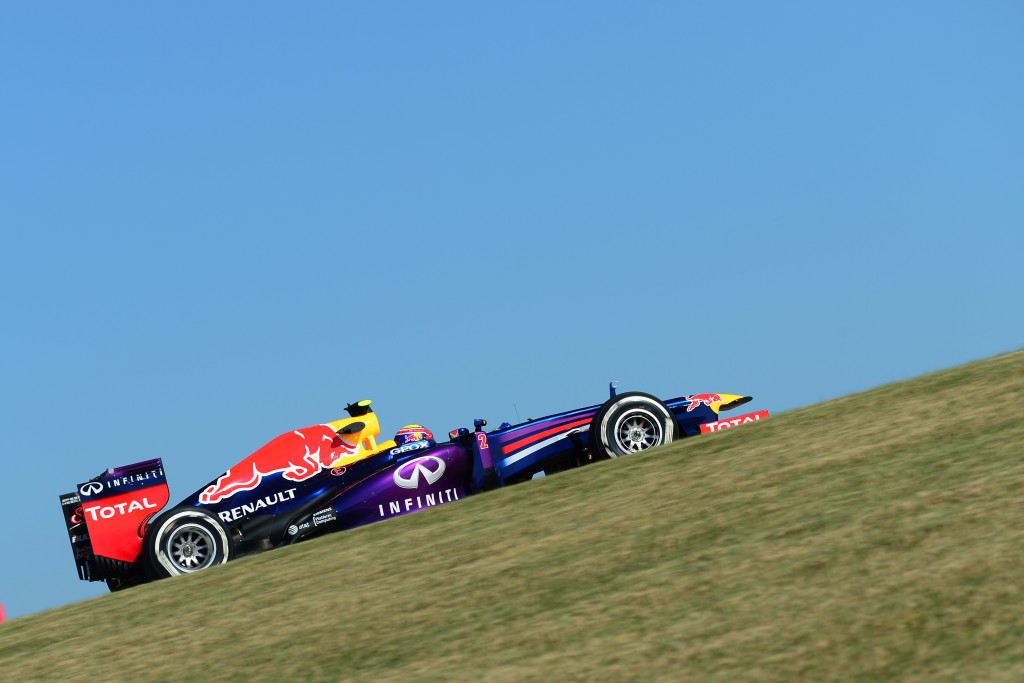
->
xmin=448 ymin=427 xmax=469 ymax=442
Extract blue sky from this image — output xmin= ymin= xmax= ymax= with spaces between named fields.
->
xmin=1 ymin=2 xmax=1021 ymax=619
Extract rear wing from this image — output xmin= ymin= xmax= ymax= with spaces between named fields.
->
xmin=58 ymin=458 xmax=170 ymax=581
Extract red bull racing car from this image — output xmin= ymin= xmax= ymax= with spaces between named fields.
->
xmin=59 ymin=388 xmax=768 ymax=590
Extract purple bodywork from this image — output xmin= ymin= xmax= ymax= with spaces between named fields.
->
xmin=60 ymin=389 xmax=763 ymax=588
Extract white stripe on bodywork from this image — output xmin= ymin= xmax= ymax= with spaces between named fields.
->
xmin=499 ymin=429 xmax=583 ymax=468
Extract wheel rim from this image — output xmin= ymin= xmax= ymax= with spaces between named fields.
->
xmin=613 ymin=409 xmax=664 ymax=452
xmin=164 ymin=523 xmax=217 ymax=573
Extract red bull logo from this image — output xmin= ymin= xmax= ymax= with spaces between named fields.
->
xmin=685 ymin=394 xmax=724 ymax=412
xmin=200 ymin=425 xmax=360 ymax=504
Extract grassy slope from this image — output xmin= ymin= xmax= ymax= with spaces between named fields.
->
xmin=2 ymin=351 xmax=1022 ymax=682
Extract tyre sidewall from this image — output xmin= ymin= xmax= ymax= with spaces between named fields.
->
xmin=144 ymin=507 xmax=232 ymax=579
xmin=589 ymin=392 xmax=677 ymax=459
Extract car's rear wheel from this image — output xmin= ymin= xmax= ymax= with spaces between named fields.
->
xmin=144 ymin=507 xmax=233 ymax=579
xmin=589 ymin=392 xmax=677 ymax=459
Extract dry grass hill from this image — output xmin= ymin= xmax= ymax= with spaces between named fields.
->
xmin=2 ymin=350 xmax=1022 ymax=682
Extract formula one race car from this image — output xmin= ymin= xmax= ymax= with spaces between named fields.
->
xmin=59 ymin=388 xmax=768 ymax=590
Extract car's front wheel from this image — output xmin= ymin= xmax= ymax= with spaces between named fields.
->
xmin=588 ymin=392 xmax=677 ymax=459
xmin=144 ymin=507 xmax=233 ymax=579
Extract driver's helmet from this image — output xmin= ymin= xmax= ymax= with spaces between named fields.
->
xmin=394 ymin=424 xmax=435 ymax=447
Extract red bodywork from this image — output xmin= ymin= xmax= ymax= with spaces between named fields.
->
xmin=698 ymin=410 xmax=770 ymax=434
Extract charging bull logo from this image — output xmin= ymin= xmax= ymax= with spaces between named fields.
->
xmin=685 ymin=394 xmax=723 ymax=412
xmin=199 ymin=425 xmax=360 ymax=504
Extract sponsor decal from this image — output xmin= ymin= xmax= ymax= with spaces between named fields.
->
xmin=82 ymin=497 xmax=160 ymax=521
xmin=60 ymin=495 xmax=80 ymax=506
xmin=685 ymin=394 xmax=724 ymax=412
xmin=312 ymin=508 xmax=336 ymax=527
xmin=699 ymin=410 xmax=770 ymax=433
xmin=200 ymin=425 xmax=361 ymax=504
xmin=104 ymin=467 xmax=163 ymax=489
xmin=393 ymin=456 xmax=446 ymax=490
xmin=217 ymin=488 xmax=298 ymax=523
xmin=389 ymin=440 xmax=430 ymax=456
xmin=287 ymin=525 xmax=299 ymax=536
xmin=79 ymin=466 xmax=166 ymax=498
xmin=70 ymin=533 xmax=90 ymax=544
xmin=79 ymin=482 xmax=103 ymax=497
xmin=69 ymin=507 xmax=84 ymax=525
xmin=377 ymin=488 xmax=460 ymax=519
xmin=330 ymin=466 xmax=347 ymax=477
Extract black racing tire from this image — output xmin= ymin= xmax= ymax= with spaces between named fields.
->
xmin=588 ymin=392 xmax=677 ymax=459
xmin=144 ymin=507 xmax=234 ymax=579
